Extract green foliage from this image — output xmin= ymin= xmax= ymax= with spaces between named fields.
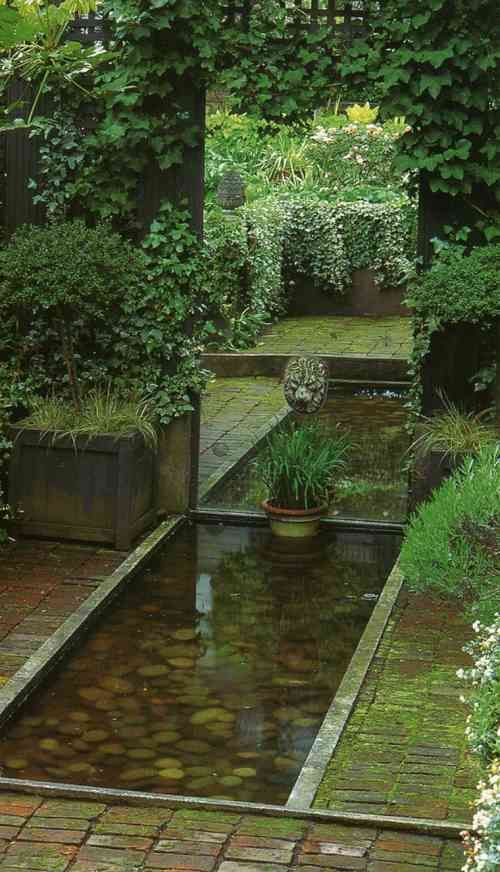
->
xmin=19 ymin=387 xmax=158 ymax=448
xmin=406 ymin=244 xmax=500 ymax=326
xmin=400 ymin=446 xmax=500 ymax=624
xmin=256 ymin=420 xmax=351 ymax=511
xmin=460 ymin=616 xmax=500 ymax=768
xmin=217 ymin=1 xmax=340 ymax=124
xmin=28 ymin=111 xmax=86 ymax=219
xmin=341 ymin=0 xmax=500 ymax=209
xmin=0 ymin=216 xmax=207 ymax=426
xmin=346 ymin=103 xmax=379 ymax=124
xmin=257 ymin=129 xmax=312 ymax=186
xmin=280 ymin=195 xmax=350 ymax=294
xmin=0 ymin=0 xmax=111 ymax=129
xmin=204 ymin=110 xmax=270 ymax=204
xmin=405 ymin=243 xmax=500 ymax=419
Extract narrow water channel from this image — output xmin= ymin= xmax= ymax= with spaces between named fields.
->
xmin=0 ymin=524 xmax=399 ymax=804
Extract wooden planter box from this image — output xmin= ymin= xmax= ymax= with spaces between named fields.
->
xmin=288 ymin=269 xmax=408 ymax=317
xmin=8 ymin=428 xmax=158 ymax=550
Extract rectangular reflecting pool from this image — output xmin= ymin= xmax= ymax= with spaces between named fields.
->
xmin=0 ymin=524 xmax=399 ymax=804
xmin=202 ymin=386 xmax=410 ymax=522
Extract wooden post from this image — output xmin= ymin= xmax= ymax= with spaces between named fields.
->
xmin=157 ymin=400 xmax=200 ymax=515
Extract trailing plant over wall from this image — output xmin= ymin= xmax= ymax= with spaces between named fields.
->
xmin=280 ymin=195 xmax=415 ymax=292
xmin=341 ymin=0 xmax=500 ymax=230
xmin=281 ymin=196 xmax=350 ymax=294
xmin=203 ymin=199 xmax=285 ymax=349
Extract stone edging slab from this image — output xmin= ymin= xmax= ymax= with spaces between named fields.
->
xmin=287 ymin=560 xmax=404 ymax=809
xmin=198 ymin=406 xmax=290 ymax=502
xmin=202 ymin=353 xmax=408 ymax=381
xmin=0 ymin=515 xmax=184 ymax=731
xmin=0 ymin=777 xmax=466 ymax=839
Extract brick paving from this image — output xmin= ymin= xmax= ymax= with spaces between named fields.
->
xmin=0 ymin=542 xmax=124 ymax=689
xmin=198 ymin=377 xmax=285 ymax=494
xmin=314 ymin=590 xmax=480 ymax=825
xmin=247 ymin=317 xmax=412 ymax=360
xmin=0 ymin=797 xmax=464 ymax=871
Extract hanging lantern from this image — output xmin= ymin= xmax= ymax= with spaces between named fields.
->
xmin=216 ymin=171 xmax=246 ymax=210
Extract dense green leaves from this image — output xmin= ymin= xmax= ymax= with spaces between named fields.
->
xmin=218 ymin=1 xmax=339 ymax=124
xmin=341 ymin=0 xmax=500 ymax=208
xmin=406 ymin=244 xmax=500 ymax=325
xmin=0 ymin=217 xmax=208 ymax=424
xmin=400 ymin=445 xmax=500 ymax=624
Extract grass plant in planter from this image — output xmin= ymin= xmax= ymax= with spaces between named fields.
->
xmin=409 ymin=395 xmax=498 ymax=509
xmin=10 ymin=390 xmax=158 ymax=549
xmin=256 ymin=420 xmax=351 ymax=538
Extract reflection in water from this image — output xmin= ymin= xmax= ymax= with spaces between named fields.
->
xmin=0 ymin=524 xmax=399 ymax=804
xmin=202 ymin=387 xmax=410 ymax=521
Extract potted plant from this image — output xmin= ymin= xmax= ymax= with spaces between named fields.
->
xmin=409 ymin=395 xmax=497 ymax=509
xmin=256 ymin=420 xmax=351 ymax=538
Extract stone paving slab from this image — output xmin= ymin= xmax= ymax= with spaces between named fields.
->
xmin=198 ymin=377 xmax=286 ymax=494
xmin=0 ymin=797 xmax=464 ymax=871
xmin=314 ymin=590 xmax=480 ymax=825
xmin=246 ymin=317 xmax=412 ymax=359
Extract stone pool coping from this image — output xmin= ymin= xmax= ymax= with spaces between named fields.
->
xmin=0 ymin=778 xmax=466 ymax=839
xmin=0 ymin=516 xmax=185 ymax=732
xmin=287 ymin=561 xmax=404 ymax=810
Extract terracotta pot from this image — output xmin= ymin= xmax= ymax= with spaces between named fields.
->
xmin=261 ymin=500 xmax=327 ymax=539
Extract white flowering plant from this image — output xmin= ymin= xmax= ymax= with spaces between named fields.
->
xmin=308 ymin=120 xmax=411 ymax=192
xmin=458 ymin=617 xmax=500 ymax=767
xmin=459 ymin=616 xmax=500 ymax=872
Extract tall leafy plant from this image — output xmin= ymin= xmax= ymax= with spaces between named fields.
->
xmin=0 ymin=0 xmax=111 ymax=129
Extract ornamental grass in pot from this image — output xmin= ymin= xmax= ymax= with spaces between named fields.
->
xmin=408 ymin=394 xmax=498 ymax=509
xmin=256 ymin=420 xmax=351 ymax=538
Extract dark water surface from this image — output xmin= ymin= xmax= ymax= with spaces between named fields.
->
xmin=0 ymin=524 xmax=399 ymax=804
xmin=202 ymin=387 xmax=409 ymax=522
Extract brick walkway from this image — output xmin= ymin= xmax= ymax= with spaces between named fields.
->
xmin=314 ymin=590 xmax=479 ymax=825
xmin=247 ymin=317 xmax=412 ymax=360
xmin=0 ymin=543 xmax=124 ymax=690
xmin=198 ymin=377 xmax=285 ymax=495
xmin=0 ymin=796 xmax=464 ymax=871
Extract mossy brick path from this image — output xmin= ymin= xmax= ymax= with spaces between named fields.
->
xmin=246 ymin=317 xmax=412 ymax=359
xmin=0 ymin=797 xmax=464 ymax=871
xmin=0 ymin=542 xmax=124 ymax=689
xmin=314 ymin=589 xmax=480 ymax=826
xmin=199 ymin=377 xmax=285 ymax=493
